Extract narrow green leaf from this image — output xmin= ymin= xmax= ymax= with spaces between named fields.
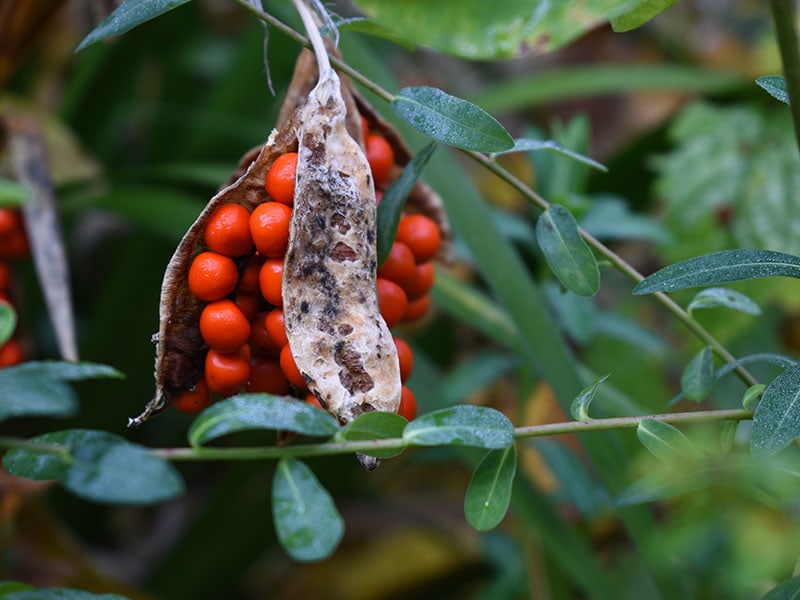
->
xmin=64 ymin=439 xmax=184 ymax=505
xmin=610 ymin=0 xmax=678 ymax=32
xmin=751 ymin=364 xmax=800 ymax=458
xmin=7 ymin=360 xmax=125 ymax=382
xmin=637 ymin=419 xmax=694 ymax=460
xmin=3 ymin=429 xmax=123 ymax=482
xmin=4 ymin=588 xmax=129 ymax=599
xmin=760 ymin=576 xmax=800 ymax=600
xmin=756 ymin=76 xmax=790 ymax=105
xmin=687 ymin=287 xmax=762 ymax=316
xmin=616 ymin=465 xmax=722 ymax=506
xmin=403 ymin=405 xmax=514 ymax=449
xmin=493 ymin=138 xmax=608 ymax=172
xmin=634 ymin=250 xmax=800 ymax=295
xmin=440 ymin=352 xmax=518 ymax=407
xmin=76 ymin=0 xmax=193 ymax=52
xmin=272 ymin=457 xmax=344 ymax=562
xmin=464 ymin=445 xmax=517 ymax=531
xmin=377 ymin=142 xmax=437 ymax=265
xmin=0 ymin=178 xmax=31 ymax=207
xmin=570 ymin=373 xmax=610 ymax=420
xmin=188 ymin=394 xmax=340 ymax=446
xmin=334 ymin=411 xmax=407 ymax=458
xmin=580 ymin=196 xmax=671 ymax=245
xmin=0 ymin=582 xmax=35 ymax=594
xmin=535 ymin=439 xmax=610 ymax=515
xmin=0 ymin=301 xmax=17 ymax=346
xmin=536 ymin=204 xmax=600 ymax=297
xmin=391 ymin=86 xmax=513 ymax=152
xmin=681 ymin=347 xmax=713 ymax=402
xmin=743 ymin=384 xmax=766 ymax=411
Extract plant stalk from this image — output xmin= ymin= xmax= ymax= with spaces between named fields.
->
xmin=769 ymin=0 xmax=800 ymax=155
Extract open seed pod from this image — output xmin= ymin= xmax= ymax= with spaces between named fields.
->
xmin=132 ymin=39 xmax=450 ymax=428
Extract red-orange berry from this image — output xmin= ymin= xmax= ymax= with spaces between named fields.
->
xmin=172 ymin=379 xmax=212 ymax=413
xmin=0 ymin=228 xmax=29 ymax=259
xmin=398 ymin=385 xmax=417 ymax=420
xmin=305 ymin=392 xmax=326 ymax=411
xmin=265 ymin=152 xmax=298 ymax=206
xmin=205 ymin=349 xmax=251 ymax=396
xmin=0 ymin=209 xmax=22 ymax=237
xmin=237 ymin=255 xmax=264 ymax=294
xmin=279 ymin=344 xmax=307 ymax=389
xmin=378 ymin=242 xmax=416 ymax=287
xmin=249 ymin=311 xmax=280 ymax=357
xmin=403 ymin=294 xmax=431 ymax=323
xmin=360 ymin=116 xmax=370 ymax=143
xmin=259 ymin=258 xmax=284 ymax=307
xmin=403 ymin=261 xmax=435 ymax=300
xmin=0 ymin=261 xmax=10 ymax=291
xmin=394 ymin=336 xmax=414 ymax=382
xmin=235 ymin=291 xmax=261 ymax=322
xmin=188 ymin=251 xmax=239 ymax=301
xmin=204 ymin=204 xmax=253 ymax=257
xmin=199 ymin=299 xmax=251 ymax=352
xmin=247 ymin=358 xmax=290 ymax=394
xmin=377 ymin=277 xmax=408 ymax=329
xmin=249 ymin=201 xmax=292 ymax=257
xmin=396 ymin=214 xmax=441 ymax=263
xmin=265 ymin=308 xmax=288 ymax=349
xmin=0 ymin=337 xmax=23 ymax=367
xmin=366 ymin=134 xmax=394 ymax=186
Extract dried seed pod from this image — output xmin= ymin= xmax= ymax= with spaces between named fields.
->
xmin=282 ymin=56 xmax=401 ymax=423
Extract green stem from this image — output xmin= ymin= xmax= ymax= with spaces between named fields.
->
xmin=769 ymin=0 xmax=800 ymax=155
xmin=234 ymin=0 xmax=758 ymax=388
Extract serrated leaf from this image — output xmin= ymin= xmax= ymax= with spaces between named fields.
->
xmin=464 ymin=445 xmax=517 ymax=531
xmin=272 ymin=457 xmax=344 ymax=562
xmin=0 ymin=301 xmax=17 ymax=346
xmin=391 ymin=86 xmax=513 ymax=152
xmin=760 ymin=576 xmax=800 ymax=600
xmin=570 ymin=373 xmax=610 ymax=420
xmin=751 ymin=364 xmax=800 ymax=458
xmin=3 ymin=429 xmax=124 ymax=482
xmin=76 ymin=0 xmax=193 ymax=51
xmin=4 ymin=588 xmax=129 ymax=599
xmin=634 ymin=250 xmax=800 ymax=295
xmin=64 ymin=439 xmax=183 ymax=505
xmin=377 ymin=142 xmax=436 ymax=265
xmin=610 ymin=0 xmax=678 ymax=32
xmin=536 ymin=204 xmax=600 ymax=297
xmin=0 ymin=178 xmax=31 ymax=207
xmin=188 ymin=394 xmax=340 ymax=446
xmin=493 ymin=138 xmax=607 ymax=171
xmin=681 ymin=347 xmax=713 ymax=402
xmin=334 ymin=411 xmax=407 ymax=458
xmin=403 ymin=405 xmax=514 ymax=448
xmin=687 ymin=287 xmax=761 ymax=316
xmin=637 ymin=419 xmax=693 ymax=460
xmin=756 ymin=76 xmax=790 ymax=105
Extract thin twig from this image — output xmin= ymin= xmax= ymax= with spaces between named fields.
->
xmin=769 ymin=0 xmax=800 ymax=156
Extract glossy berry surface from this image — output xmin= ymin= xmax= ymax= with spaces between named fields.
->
xmin=188 ymin=251 xmax=239 ymax=301
xmin=265 ymin=152 xmax=298 ymax=205
xmin=204 ymin=204 xmax=253 ymax=257
xmin=205 ymin=349 xmax=251 ymax=395
xmin=249 ymin=201 xmax=292 ymax=257
xmin=199 ymin=299 xmax=251 ymax=352
xmin=376 ymin=277 xmax=408 ymax=329
xmin=396 ymin=214 xmax=441 ymax=263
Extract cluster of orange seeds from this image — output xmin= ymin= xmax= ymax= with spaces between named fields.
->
xmin=0 ymin=207 xmax=28 ymax=367
xmin=172 ymin=125 xmax=442 ymax=421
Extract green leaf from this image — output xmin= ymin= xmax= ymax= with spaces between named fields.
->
xmin=3 ymin=429 xmax=123 ymax=481
xmin=334 ymin=411 xmax=407 ymax=458
xmin=403 ymin=405 xmax=514 ymax=449
xmin=610 ymin=0 xmax=678 ymax=32
xmin=464 ymin=445 xmax=517 ymax=531
xmin=391 ymin=87 xmax=513 ymax=152
xmin=354 ymin=0 xmax=659 ymax=59
xmin=616 ymin=465 xmax=722 ymax=506
xmin=188 ymin=394 xmax=340 ymax=446
xmin=272 ymin=458 xmax=344 ymax=562
xmin=76 ymin=0 xmax=193 ymax=51
xmin=493 ymin=138 xmax=607 ymax=172
xmin=681 ymin=347 xmax=713 ymax=402
xmin=637 ymin=419 xmax=693 ymax=460
xmin=760 ymin=576 xmax=800 ymax=600
xmin=377 ymin=142 xmax=437 ymax=265
xmin=751 ymin=364 xmax=800 ymax=458
xmin=440 ymin=352 xmax=518 ymax=407
xmin=0 ymin=301 xmax=17 ymax=346
xmin=0 ymin=581 xmax=35 ymax=594
xmin=64 ymin=439 xmax=183 ymax=505
xmin=743 ymin=384 xmax=766 ymax=411
xmin=579 ymin=196 xmax=671 ymax=245
xmin=570 ymin=373 xmax=610 ymax=420
xmin=545 ymin=283 xmax=596 ymax=345
xmin=0 ymin=178 xmax=31 ymax=207
xmin=536 ymin=204 xmax=600 ymax=297
xmin=756 ymin=76 xmax=790 ymax=105
xmin=687 ymin=287 xmax=762 ymax=317
xmin=4 ymin=588 xmax=130 ymax=599
xmin=634 ymin=250 xmax=800 ymax=295
xmin=0 ymin=361 xmax=123 ymax=422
